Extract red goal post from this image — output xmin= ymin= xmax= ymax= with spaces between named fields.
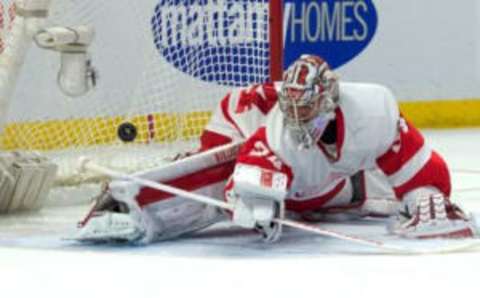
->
xmin=269 ymin=0 xmax=284 ymax=82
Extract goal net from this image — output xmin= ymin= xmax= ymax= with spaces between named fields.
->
xmin=0 ymin=0 xmax=282 ymax=203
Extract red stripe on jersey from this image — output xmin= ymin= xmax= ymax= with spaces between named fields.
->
xmin=313 ymin=172 xmax=368 ymax=214
xmin=376 ymin=118 xmax=425 ymax=176
xmin=136 ymin=160 xmax=235 ymax=207
xmin=285 ymin=179 xmax=347 ymax=212
xmin=220 ymin=94 xmax=244 ymax=138
xmin=316 ymin=107 xmax=345 ymax=161
xmin=393 ymin=150 xmax=451 ymax=199
xmin=199 ymin=130 xmax=232 ymax=152
xmin=336 ymin=108 xmax=345 ymax=159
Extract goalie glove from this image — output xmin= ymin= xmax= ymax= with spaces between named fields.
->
xmin=388 ymin=188 xmax=477 ymax=239
xmin=0 ymin=151 xmax=57 ymax=213
xmin=226 ymin=164 xmax=289 ymax=242
xmin=228 ymin=192 xmax=285 ymax=242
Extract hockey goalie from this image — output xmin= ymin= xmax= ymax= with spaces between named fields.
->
xmin=75 ymin=54 xmax=478 ymax=244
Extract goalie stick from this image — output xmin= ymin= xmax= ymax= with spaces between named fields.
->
xmin=78 ymin=157 xmax=480 ymax=254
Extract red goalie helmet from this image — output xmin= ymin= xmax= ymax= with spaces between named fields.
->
xmin=279 ymin=55 xmax=339 ymax=148
xmin=279 ymin=54 xmax=339 ymax=123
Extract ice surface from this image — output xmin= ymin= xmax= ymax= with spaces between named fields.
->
xmin=1 ymin=129 xmax=480 ymax=298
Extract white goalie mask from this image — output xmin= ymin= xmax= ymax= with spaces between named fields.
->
xmin=278 ymin=55 xmax=339 ymax=149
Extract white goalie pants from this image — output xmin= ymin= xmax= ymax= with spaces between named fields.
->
xmin=138 ymin=182 xmax=229 ymax=241
xmin=138 ymin=169 xmax=399 ymax=241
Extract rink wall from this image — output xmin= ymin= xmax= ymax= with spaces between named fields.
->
xmin=282 ymin=0 xmax=480 ymax=127
xmin=318 ymin=0 xmax=480 ymax=127
xmin=1 ymin=0 xmax=480 ymax=152
xmin=399 ymin=100 xmax=480 ymax=128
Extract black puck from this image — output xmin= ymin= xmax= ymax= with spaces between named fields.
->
xmin=117 ymin=122 xmax=137 ymax=142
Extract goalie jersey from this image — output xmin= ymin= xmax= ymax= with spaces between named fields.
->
xmin=75 ymin=81 xmax=468 ymax=244
xmin=204 ymin=81 xmax=451 ymax=213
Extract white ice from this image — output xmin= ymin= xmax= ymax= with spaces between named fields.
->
xmin=1 ymin=129 xmax=480 ymax=298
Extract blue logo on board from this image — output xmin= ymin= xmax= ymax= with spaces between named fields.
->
xmin=284 ymin=0 xmax=378 ymax=69
xmin=151 ymin=0 xmax=378 ymax=86
xmin=151 ymin=0 xmax=270 ymax=87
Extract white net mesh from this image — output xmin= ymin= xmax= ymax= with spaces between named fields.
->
xmin=0 ymin=0 xmax=274 ymax=192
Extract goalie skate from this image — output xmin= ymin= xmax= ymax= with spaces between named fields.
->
xmin=74 ymin=211 xmax=146 ymax=243
xmin=73 ymin=182 xmax=153 ymax=243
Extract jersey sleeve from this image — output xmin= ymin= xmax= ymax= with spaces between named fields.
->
xmin=343 ymin=83 xmax=451 ymax=200
xmin=376 ymin=116 xmax=451 ymax=199
xmin=200 ymin=83 xmax=278 ymax=151
xmin=199 ymin=94 xmax=241 ymax=151
xmin=361 ymin=85 xmax=451 ymax=199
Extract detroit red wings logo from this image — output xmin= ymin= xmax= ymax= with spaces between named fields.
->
xmin=234 ymin=84 xmax=277 ymax=115
xmin=235 ymin=90 xmax=257 ymax=114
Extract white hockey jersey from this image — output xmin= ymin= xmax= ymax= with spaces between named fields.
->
xmin=263 ymin=82 xmax=398 ymax=210
xmin=134 ymin=81 xmax=450 ymax=216
xmin=76 ymin=82 xmax=463 ymax=243
xmin=206 ymin=81 xmax=451 ymax=213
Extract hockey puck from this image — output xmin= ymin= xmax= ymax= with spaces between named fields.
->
xmin=117 ymin=122 xmax=137 ymax=142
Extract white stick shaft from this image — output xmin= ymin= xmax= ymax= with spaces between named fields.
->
xmin=81 ymin=159 xmax=232 ymax=211
xmin=274 ymin=219 xmax=406 ymax=253
xmin=274 ymin=219 xmax=480 ymax=254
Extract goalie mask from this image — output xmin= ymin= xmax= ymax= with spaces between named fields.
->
xmin=279 ymin=55 xmax=339 ymax=149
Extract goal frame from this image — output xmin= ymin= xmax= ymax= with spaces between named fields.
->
xmin=0 ymin=0 xmax=286 ymax=190
xmin=269 ymin=0 xmax=284 ymax=82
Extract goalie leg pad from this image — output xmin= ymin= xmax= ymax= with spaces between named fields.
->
xmin=75 ymin=181 xmax=166 ymax=244
xmin=76 ymin=143 xmax=238 ymax=243
xmin=75 ymin=181 xmax=228 ymax=244
xmin=74 ymin=181 xmax=149 ymax=243
xmin=148 ymin=200 xmax=227 ymax=242
xmin=74 ymin=212 xmax=147 ymax=243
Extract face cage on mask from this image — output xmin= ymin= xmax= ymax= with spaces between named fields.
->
xmin=279 ymin=90 xmax=336 ymax=150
